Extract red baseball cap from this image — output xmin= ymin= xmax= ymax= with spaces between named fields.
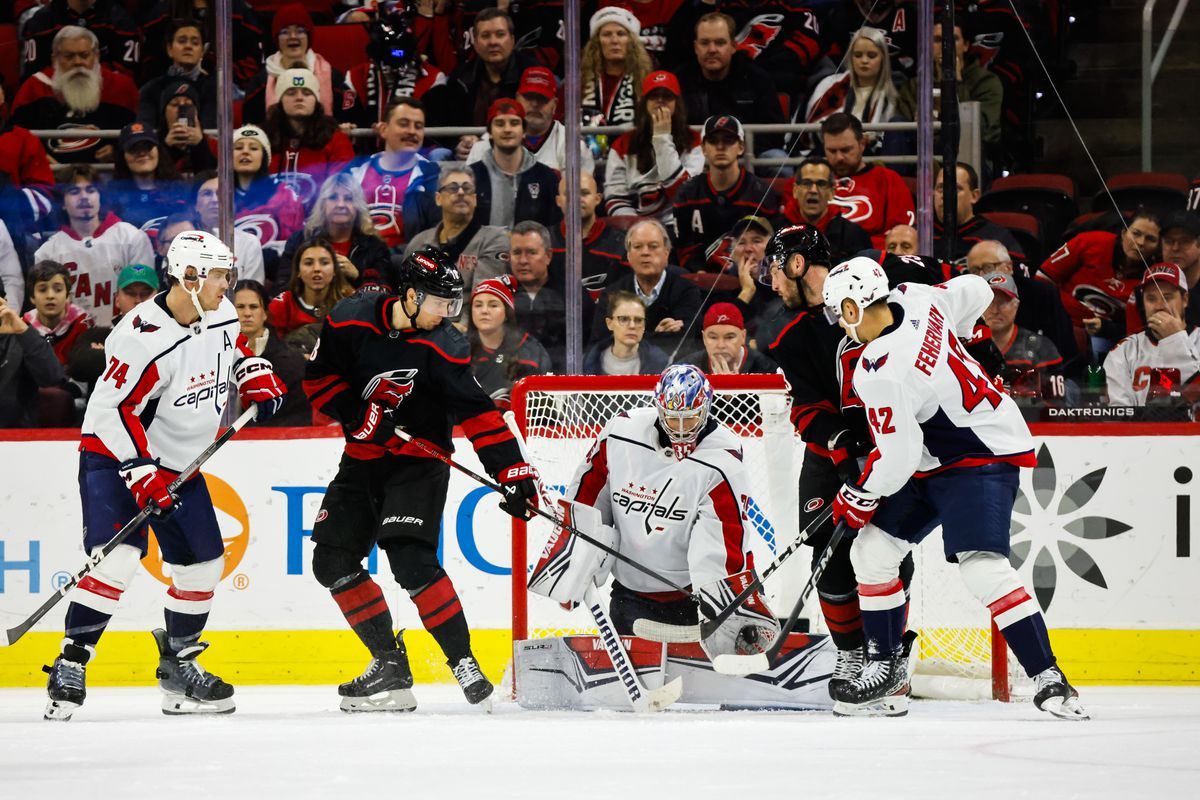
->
xmin=1141 ymin=261 xmax=1187 ymax=291
xmin=642 ymin=70 xmax=681 ymax=98
xmin=487 ymin=98 xmax=526 ymax=125
xmin=702 ymin=302 xmax=745 ymax=330
xmin=518 ymin=66 xmax=557 ymax=100
xmin=472 ymin=275 xmax=517 ymax=311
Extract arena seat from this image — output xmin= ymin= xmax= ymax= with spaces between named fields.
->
xmin=979 ymin=211 xmax=1044 ymax=267
xmin=0 ymin=24 xmax=19 ymax=97
xmin=1093 ymin=172 xmax=1190 ymax=217
xmin=975 ymin=173 xmax=1078 ymax=251
xmin=311 ymin=24 xmax=370 ymax=75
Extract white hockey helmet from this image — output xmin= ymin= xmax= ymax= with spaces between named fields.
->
xmin=165 ymin=230 xmax=234 ymax=321
xmin=822 ymin=256 xmax=890 ymax=342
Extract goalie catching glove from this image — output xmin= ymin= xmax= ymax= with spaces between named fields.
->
xmin=697 ymin=569 xmax=780 ymax=661
xmin=528 ymin=500 xmax=616 ymax=608
xmin=233 ymin=356 xmax=286 ymax=422
xmin=496 ymin=462 xmax=540 ymax=519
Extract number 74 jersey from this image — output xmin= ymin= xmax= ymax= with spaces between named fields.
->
xmin=852 ymin=275 xmax=1036 ymax=498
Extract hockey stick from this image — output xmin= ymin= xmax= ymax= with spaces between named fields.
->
xmin=1 ymin=406 xmax=258 ymax=648
xmin=632 ymin=505 xmax=834 ymax=644
xmin=392 ymin=427 xmax=695 ymax=596
xmin=711 ymin=521 xmax=850 ymax=676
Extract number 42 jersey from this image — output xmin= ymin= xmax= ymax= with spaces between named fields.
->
xmin=852 ymin=275 xmax=1036 ymax=498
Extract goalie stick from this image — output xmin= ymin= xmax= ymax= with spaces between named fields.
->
xmin=711 ymin=521 xmax=850 ymax=676
xmin=1 ymin=406 xmax=258 ymax=648
xmin=502 ymin=412 xmax=683 ymax=713
xmin=632 ymin=505 xmax=834 ymax=644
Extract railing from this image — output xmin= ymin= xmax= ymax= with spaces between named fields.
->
xmin=1142 ymin=0 xmax=1192 ymax=170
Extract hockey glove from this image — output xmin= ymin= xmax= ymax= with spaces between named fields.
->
xmin=496 ymin=463 xmax=540 ymax=520
xmin=828 ymin=429 xmax=874 ymax=482
xmin=363 ymin=374 xmax=413 ymax=410
xmin=697 ymin=569 xmax=780 ymax=661
xmin=832 ymin=482 xmax=879 ymax=533
xmin=346 ymin=402 xmax=394 ymax=445
xmin=120 ymin=458 xmax=179 ymax=517
xmin=233 ymin=356 xmax=287 ymax=422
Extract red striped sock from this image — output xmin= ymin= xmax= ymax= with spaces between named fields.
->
xmin=331 ymin=572 xmax=395 ymax=656
xmin=819 ymin=594 xmax=863 ymax=650
xmin=411 ymin=571 xmax=469 ymax=663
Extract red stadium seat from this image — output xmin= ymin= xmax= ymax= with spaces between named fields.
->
xmin=975 ymin=173 xmax=1078 ymax=250
xmin=980 ymin=211 xmax=1044 ymax=267
xmin=0 ymin=24 xmax=18 ymax=97
xmin=1093 ymin=172 xmax=1190 ymax=216
xmin=770 ymin=176 xmax=793 ymax=198
xmin=310 ymin=24 xmax=370 ymax=75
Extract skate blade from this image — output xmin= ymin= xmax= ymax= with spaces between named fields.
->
xmin=1039 ymin=695 xmax=1090 ymax=721
xmin=44 ymin=699 xmax=80 ymax=721
xmin=340 ymin=688 xmax=417 ymax=713
xmin=161 ymin=693 xmax=236 ymax=716
xmin=832 ymin=694 xmax=909 ymax=717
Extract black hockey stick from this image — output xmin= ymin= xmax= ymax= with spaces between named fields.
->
xmin=0 ymin=406 xmax=258 ymax=648
xmin=711 ymin=521 xmax=850 ymax=676
xmin=392 ymin=428 xmax=696 ymax=597
xmin=633 ymin=505 xmax=834 ymax=643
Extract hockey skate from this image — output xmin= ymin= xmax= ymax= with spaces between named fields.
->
xmin=450 ymin=654 xmax=494 ymax=711
xmin=831 ymin=645 xmax=910 ymax=717
xmin=152 ymin=629 xmax=236 ymax=715
xmin=827 ymin=646 xmax=864 ymax=700
xmin=1033 ymin=665 xmax=1090 ymax=720
xmin=338 ymin=632 xmax=417 ymax=713
xmin=43 ymin=642 xmax=94 ymax=721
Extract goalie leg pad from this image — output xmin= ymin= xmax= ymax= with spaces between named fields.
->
xmin=528 ymin=500 xmax=617 ymax=606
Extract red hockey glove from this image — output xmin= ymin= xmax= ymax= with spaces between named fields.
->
xmin=363 ymin=375 xmax=413 ymax=410
xmin=347 ymin=402 xmax=393 ymax=444
xmin=497 ymin=463 xmax=540 ymax=520
xmin=234 ymin=356 xmax=287 ymax=422
xmin=120 ymin=458 xmax=178 ymax=517
xmin=832 ymin=482 xmax=879 ymax=532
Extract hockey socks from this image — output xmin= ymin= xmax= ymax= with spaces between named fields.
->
xmin=63 ymin=574 xmax=126 ymax=647
xmin=857 ymin=578 xmax=907 ymax=658
xmin=164 ymin=584 xmax=215 ymax=651
xmin=330 ymin=571 xmax=397 ymax=656
xmin=989 ymin=587 xmax=1056 ymax=676
xmin=818 ymin=590 xmax=864 ymax=651
xmin=410 ymin=570 xmax=470 ymax=664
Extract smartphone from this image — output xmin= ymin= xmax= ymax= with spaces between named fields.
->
xmin=179 ymin=104 xmax=198 ymax=128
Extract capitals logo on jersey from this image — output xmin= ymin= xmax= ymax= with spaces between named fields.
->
xmin=132 ymin=314 xmax=159 ymax=334
xmin=613 ymin=477 xmax=688 ymax=534
xmin=861 ymin=354 xmax=889 ymax=373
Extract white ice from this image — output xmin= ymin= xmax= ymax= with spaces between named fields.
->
xmin=1 ymin=686 xmax=1195 ymax=799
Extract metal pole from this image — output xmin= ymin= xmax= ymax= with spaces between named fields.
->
xmin=1143 ymin=1 xmax=1156 ymax=171
xmin=563 ymin=0 xmax=582 ymax=374
xmin=916 ymin=0 xmax=934 ymax=254
xmin=215 ymin=0 xmax=235 ymax=260
xmin=939 ymin=2 xmax=960 ymax=263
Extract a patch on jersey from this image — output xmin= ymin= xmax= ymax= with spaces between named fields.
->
xmin=910 ymin=319 xmax=920 ymax=328
xmin=132 ymin=314 xmax=159 ymax=333
xmin=315 ymin=509 xmax=328 ymax=524
xmin=861 ymin=354 xmax=889 ymax=372
xmin=804 ymin=497 xmax=825 ymax=513
xmin=726 ymin=448 xmax=743 ymax=462
xmin=362 ymin=368 xmax=418 ymax=403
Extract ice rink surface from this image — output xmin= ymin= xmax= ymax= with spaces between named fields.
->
xmin=1 ymin=685 xmax=1195 ymax=799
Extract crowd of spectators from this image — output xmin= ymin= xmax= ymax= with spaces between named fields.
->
xmin=1 ymin=0 xmax=1197 ymax=428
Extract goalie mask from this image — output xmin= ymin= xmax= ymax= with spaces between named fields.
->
xmin=165 ymin=230 xmax=234 ymax=324
xmin=653 ymin=364 xmax=714 ymax=460
xmin=822 ymin=256 xmax=890 ymax=343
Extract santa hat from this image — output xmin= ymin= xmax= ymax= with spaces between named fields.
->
xmin=472 ymin=275 xmax=517 ymax=311
xmin=589 ymin=7 xmax=641 ymax=38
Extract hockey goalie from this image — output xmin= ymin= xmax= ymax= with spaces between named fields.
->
xmin=513 ymin=365 xmax=835 ymax=711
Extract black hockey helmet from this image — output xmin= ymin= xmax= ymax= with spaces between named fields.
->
xmin=765 ymin=223 xmax=832 ymax=281
xmin=398 ymin=246 xmax=464 ymax=318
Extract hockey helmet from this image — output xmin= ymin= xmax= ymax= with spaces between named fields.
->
xmin=653 ymin=364 xmax=714 ymax=460
xmin=165 ymin=229 xmax=234 ymax=322
xmin=368 ymin=8 xmax=418 ymax=69
xmin=398 ymin=246 xmax=465 ymax=318
xmin=764 ymin=223 xmax=832 ymax=282
xmin=822 ymin=256 xmax=890 ymax=343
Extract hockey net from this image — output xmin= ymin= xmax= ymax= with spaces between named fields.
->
xmin=509 ymin=374 xmax=1024 ymax=701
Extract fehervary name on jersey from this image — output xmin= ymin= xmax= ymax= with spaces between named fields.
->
xmin=914 ymin=304 xmax=945 ymax=376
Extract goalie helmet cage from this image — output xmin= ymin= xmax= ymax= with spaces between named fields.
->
xmin=509 ymin=374 xmax=1024 ymax=702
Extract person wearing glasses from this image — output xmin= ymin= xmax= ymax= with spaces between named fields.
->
xmin=583 ymin=291 xmax=669 ymax=377
xmin=781 ymin=157 xmax=872 ymax=264
xmin=403 ymin=166 xmax=510 ymax=294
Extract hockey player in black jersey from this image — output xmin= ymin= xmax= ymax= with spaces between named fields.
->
xmin=303 ymin=247 xmax=540 ymax=712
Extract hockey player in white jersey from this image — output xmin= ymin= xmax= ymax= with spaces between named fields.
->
xmin=43 ymin=230 xmax=286 ymax=721
xmin=822 ymin=258 xmax=1088 ymax=720
xmin=528 ymin=365 xmax=780 ymax=661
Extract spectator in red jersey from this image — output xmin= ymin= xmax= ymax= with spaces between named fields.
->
xmin=820 ymin=112 xmax=915 ymax=248
xmin=933 ymin=161 xmax=1023 ymax=265
xmin=680 ymin=302 xmax=777 ymax=374
xmin=232 ymin=124 xmax=306 ymax=263
xmin=604 ymin=70 xmax=704 ymax=228
xmin=552 ymin=169 xmax=629 ymax=297
xmin=883 ymin=224 xmax=919 ymax=256
xmin=107 ymin=122 xmax=187 ymax=234
xmin=468 ymin=274 xmax=550 ymax=410
xmin=346 ymin=97 xmax=440 ymax=251
xmin=1040 ymin=211 xmax=1161 ymax=354
xmin=802 ymin=27 xmax=898 ymax=157
xmin=279 ymin=172 xmax=396 ymax=292
xmin=677 ymin=11 xmax=787 ymax=156
xmin=21 ymin=260 xmax=91 ymax=366
xmin=20 ymin=0 xmax=139 ymax=81
xmin=781 ymin=157 xmax=872 ymax=264
xmin=9 ymin=26 xmax=137 ymax=164
xmin=0 ymin=84 xmax=58 ymax=227
xmin=269 ymin=238 xmax=355 ymax=354
xmin=154 ymin=78 xmax=218 ymax=175
xmin=137 ymin=18 xmax=217 ymax=130
xmin=468 ymin=98 xmax=561 ymax=231
xmin=672 ymin=115 xmax=780 ymax=272
xmin=581 ymin=7 xmax=652 ymax=129
xmin=443 ymin=8 xmax=540 ymax=135
xmin=232 ymin=279 xmax=312 ymax=427
xmin=263 ymin=68 xmax=356 ymax=208
xmin=139 ymin=0 xmax=263 ymax=90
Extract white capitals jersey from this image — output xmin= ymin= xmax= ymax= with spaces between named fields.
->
xmin=80 ymin=294 xmax=250 ymax=472
xmin=566 ymin=407 xmax=754 ymax=594
xmin=1103 ymin=328 xmax=1200 ymax=405
xmin=34 ymin=215 xmax=154 ymax=328
xmin=853 ymin=275 xmax=1036 ymax=498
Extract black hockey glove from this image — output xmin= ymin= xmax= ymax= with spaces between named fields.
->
xmin=497 ymin=463 xmax=540 ymax=520
xmin=828 ymin=429 xmax=873 ymax=482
